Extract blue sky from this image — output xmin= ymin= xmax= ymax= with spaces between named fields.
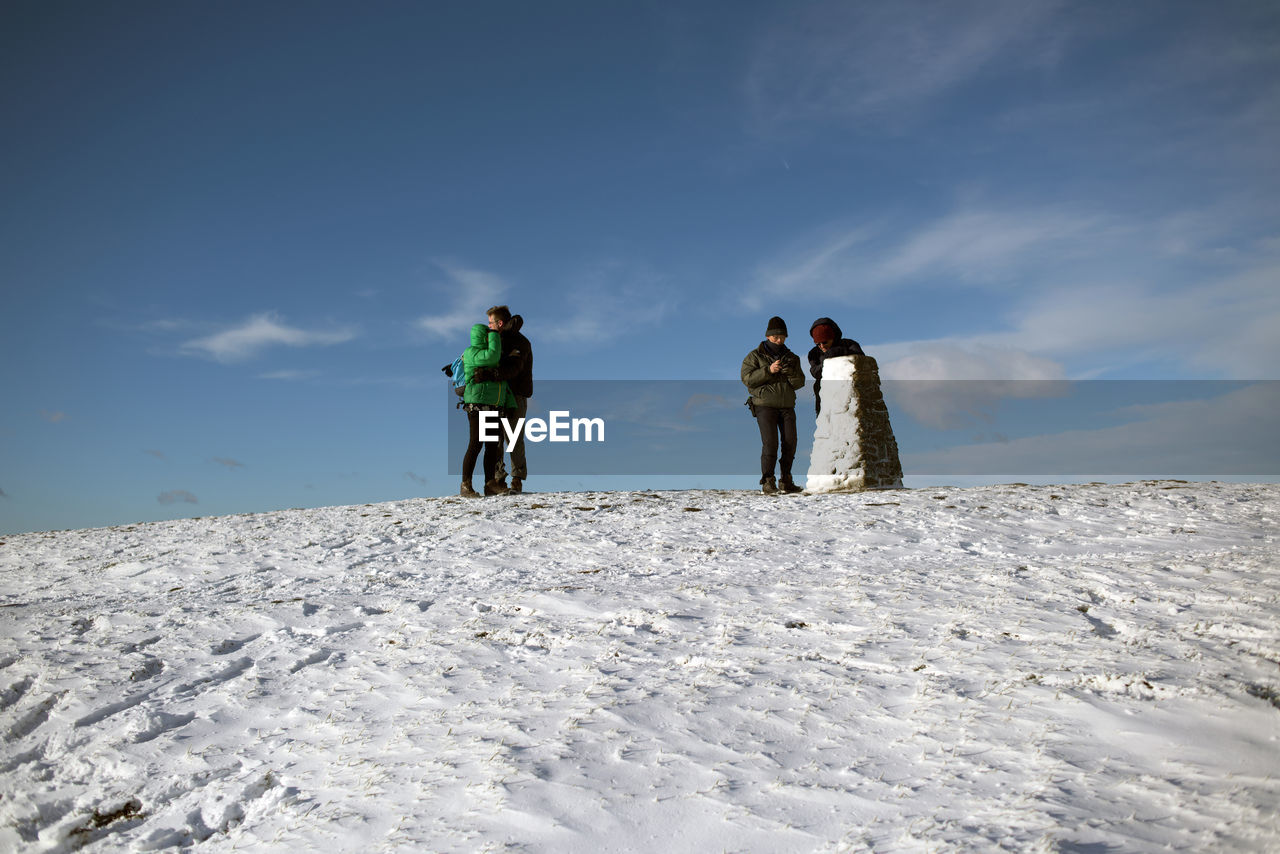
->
xmin=3 ymin=1 xmax=1278 ymax=534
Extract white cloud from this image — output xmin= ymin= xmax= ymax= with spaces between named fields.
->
xmin=904 ymin=383 xmax=1280 ymax=476
xmin=258 ymin=370 xmax=321 ymax=382
xmin=994 ymin=258 xmax=1280 ymax=378
xmin=182 ymin=313 xmax=355 ymax=363
xmin=415 ymin=263 xmax=509 ymax=340
xmin=878 ymin=343 xmax=1067 ymax=430
xmin=544 ymin=260 xmax=679 ymax=343
xmin=742 ymin=206 xmax=1102 ymax=310
xmin=874 ymin=210 xmax=1096 ymax=283
xmin=750 ymin=199 xmax=1280 ymax=380
xmin=881 ymin=343 xmax=1065 ymax=382
xmin=874 ymin=262 xmax=1280 ymax=385
xmin=139 ymin=318 xmax=192 ymax=333
xmin=742 ymin=224 xmax=877 ymax=312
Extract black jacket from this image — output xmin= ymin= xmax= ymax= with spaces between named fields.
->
xmin=497 ymin=315 xmax=533 ymax=399
xmin=807 ymin=317 xmax=864 ymax=414
xmin=806 ymin=317 xmax=864 ymax=379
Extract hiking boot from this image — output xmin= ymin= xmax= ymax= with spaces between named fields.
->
xmin=460 ymin=481 xmax=480 ymax=498
xmin=484 ymin=479 xmax=510 ymax=496
xmin=509 ymin=478 xmax=523 ymax=493
xmin=779 ymin=479 xmax=803 ymax=494
xmin=761 ymin=476 xmax=777 ymax=495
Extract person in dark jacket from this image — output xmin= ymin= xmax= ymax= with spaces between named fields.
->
xmin=487 ymin=305 xmax=533 ymax=492
xmin=741 ymin=316 xmax=806 ymax=494
xmin=807 ymin=317 xmax=864 ymax=415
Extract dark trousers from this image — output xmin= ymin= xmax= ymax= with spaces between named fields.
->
xmin=462 ymin=408 xmax=502 ymax=485
xmin=495 ymin=395 xmax=528 ymax=482
xmin=755 ymin=405 xmax=797 ymax=483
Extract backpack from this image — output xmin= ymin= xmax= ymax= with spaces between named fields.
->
xmin=442 ymin=355 xmax=466 ymax=397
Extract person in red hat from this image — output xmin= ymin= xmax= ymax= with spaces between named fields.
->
xmin=807 ymin=317 xmax=864 ymax=415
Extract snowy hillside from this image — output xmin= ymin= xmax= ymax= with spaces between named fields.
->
xmin=1 ymin=482 xmax=1277 ymax=852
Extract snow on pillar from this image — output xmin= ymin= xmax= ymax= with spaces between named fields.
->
xmin=805 ymin=355 xmax=903 ymax=493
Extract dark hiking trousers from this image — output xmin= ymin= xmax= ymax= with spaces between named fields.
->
xmin=462 ymin=407 xmax=503 ymax=485
xmin=495 ymin=395 xmax=528 ymax=482
xmin=755 ymin=405 xmax=797 ymax=483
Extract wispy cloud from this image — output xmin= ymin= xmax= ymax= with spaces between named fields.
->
xmin=904 ymin=383 xmax=1280 ymax=476
xmin=405 ymin=471 xmax=428 ymax=486
xmin=874 ymin=210 xmax=1096 ymax=283
xmin=750 ymin=199 xmax=1280 ymax=380
xmin=742 ymin=225 xmax=877 ymax=312
xmin=40 ymin=410 xmax=67 ymax=423
xmin=880 ymin=343 xmax=1067 ymax=430
xmin=213 ymin=458 xmax=245 ymax=470
xmin=993 ymin=255 xmax=1280 ymax=378
xmin=744 ymin=0 xmax=1066 ymax=134
xmin=876 ymin=258 xmax=1280 ymax=384
xmin=0 ymin=486 xmax=8 ymax=499
xmin=182 ymin=313 xmax=356 ymax=363
xmin=139 ymin=318 xmax=193 ymax=333
xmin=882 ymin=343 xmax=1065 ymax=383
xmin=415 ymin=262 xmax=509 ymax=340
xmin=258 ymin=370 xmax=321 ymax=382
xmin=158 ymin=490 xmax=198 ymax=505
xmin=743 ymin=206 xmax=1102 ymax=311
xmin=545 ymin=259 xmax=680 ymax=343
xmin=144 ymin=449 xmax=167 ymax=461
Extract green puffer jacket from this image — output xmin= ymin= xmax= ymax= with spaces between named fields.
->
xmin=741 ymin=342 xmax=805 ymax=409
xmin=462 ymin=324 xmax=516 ymax=409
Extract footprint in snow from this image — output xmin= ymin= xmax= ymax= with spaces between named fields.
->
xmin=119 ymin=635 xmax=161 ymax=654
xmin=289 ymin=649 xmax=333 ymax=673
xmin=132 ymin=711 xmax=196 ymax=744
xmin=129 ymin=657 xmax=164 ymax=682
xmin=211 ymin=634 xmax=260 ymax=656
xmin=8 ymin=693 xmax=62 ymax=740
xmin=1 ymin=675 xmax=33 ymax=711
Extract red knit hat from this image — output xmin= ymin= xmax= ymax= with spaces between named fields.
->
xmin=811 ymin=323 xmax=836 ymax=343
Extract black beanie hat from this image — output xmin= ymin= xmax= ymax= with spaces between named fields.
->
xmin=766 ymin=316 xmax=788 ymax=337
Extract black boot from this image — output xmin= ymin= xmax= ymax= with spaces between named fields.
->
xmin=460 ymin=481 xmax=480 ymax=498
xmin=761 ymin=476 xmax=777 ymax=495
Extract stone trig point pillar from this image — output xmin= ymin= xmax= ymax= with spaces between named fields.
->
xmin=805 ymin=355 xmax=903 ymax=493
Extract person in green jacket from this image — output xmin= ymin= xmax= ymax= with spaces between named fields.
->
xmin=741 ymin=316 xmax=806 ymax=494
xmin=459 ymin=323 xmax=516 ymax=497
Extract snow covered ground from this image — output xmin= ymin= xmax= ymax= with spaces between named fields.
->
xmin=1 ymin=481 xmax=1277 ymax=852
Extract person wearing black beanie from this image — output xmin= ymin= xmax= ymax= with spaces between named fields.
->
xmin=741 ymin=317 xmax=805 ymax=494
